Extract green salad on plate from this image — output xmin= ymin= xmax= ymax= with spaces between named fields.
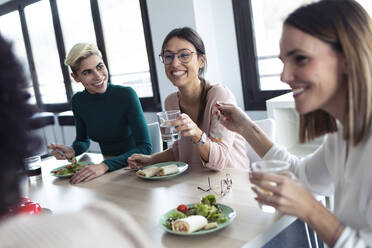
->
xmin=164 ymin=194 xmax=229 ymax=229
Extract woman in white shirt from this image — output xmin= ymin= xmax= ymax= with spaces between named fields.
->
xmin=217 ymin=0 xmax=372 ymax=247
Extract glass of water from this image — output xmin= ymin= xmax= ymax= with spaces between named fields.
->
xmin=156 ymin=110 xmax=181 ymax=142
xmin=25 ymin=155 xmax=42 ymax=181
xmin=251 ymin=160 xmax=290 ymax=213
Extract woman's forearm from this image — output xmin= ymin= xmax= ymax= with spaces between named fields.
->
xmin=191 ymin=129 xmax=210 ymax=162
xmin=197 ymin=141 xmax=210 ymax=162
xmin=151 ymin=148 xmax=175 ymax=164
xmin=305 ymin=200 xmax=345 ymax=247
xmin=241 ymin=120 xmax=274 ymax=158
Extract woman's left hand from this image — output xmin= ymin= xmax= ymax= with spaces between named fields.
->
xmin=70 ymin=162 xmax=109 ymax=184
xmin=170 ymin=113 xmax=202 ymax=143
xmin=250 ymin=171 xmax=317 ymax=221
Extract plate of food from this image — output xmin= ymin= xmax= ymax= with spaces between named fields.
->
xmin=160 ymin=194 xmax=236 ymax=235
xmin=50 ymin=161 xmax=92 ymax=178
xmin=136 ymin=161 xmax=188 ymax=180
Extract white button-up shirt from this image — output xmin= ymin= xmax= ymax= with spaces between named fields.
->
xmin=264 ymin=125 xmax=372 ymax=247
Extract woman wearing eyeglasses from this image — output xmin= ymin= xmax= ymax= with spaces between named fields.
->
xmin=217 ymin=0 xmax=372 ymax=247
xmin=128 ymin=27 xmax=250 ymax=170
xmin=48 ymin=43 xmax=152 ymax=184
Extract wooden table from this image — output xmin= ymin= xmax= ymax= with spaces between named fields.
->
xmin=23 ymin=153 xmax=295 ymax=248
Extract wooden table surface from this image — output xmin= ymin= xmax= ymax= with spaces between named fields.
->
xmin=23 ymin=153 xmax=295 ymax=248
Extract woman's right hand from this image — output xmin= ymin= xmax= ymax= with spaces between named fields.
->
xmin=127 ymin=154 xmax=153 ymax=169
xmin=47 ymin=144 xmax=75 ymax=160
xmin=216 ymin=102 xmax=252 ymax=135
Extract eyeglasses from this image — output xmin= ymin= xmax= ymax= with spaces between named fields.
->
xmin=159 ymin=49 xmax=196 ymax=65
xmin=197 ymin=174 xmax=232 ymax=197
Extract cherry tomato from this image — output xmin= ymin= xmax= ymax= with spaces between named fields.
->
xmin=177 ymin=204 xmax=188 ymax=213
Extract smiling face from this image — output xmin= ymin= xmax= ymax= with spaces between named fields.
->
xmin=279 ymin=25 xmax=347 ymax=117
xmin=162 ymin=37 xmax=205 ymax=89
xmin=71 ymin=54 xmax=108 ymax=94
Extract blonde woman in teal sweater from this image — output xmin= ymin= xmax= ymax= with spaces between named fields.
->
xmin=48 ymin=43 xmax=151 ymax=184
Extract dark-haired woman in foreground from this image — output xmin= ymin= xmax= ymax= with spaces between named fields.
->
xmin=217 ymin=0 xmax=372 ymax=247
xmin=128 ymin=27 xmax=250 ymax=170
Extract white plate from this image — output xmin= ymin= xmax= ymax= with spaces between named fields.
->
xmin=160 ymin=203 xmax=236 ymax=235
xmin=50 ymin=161 xmax=92 ymax=178
xmin=136 ymin=161 xmax=188 ymax=180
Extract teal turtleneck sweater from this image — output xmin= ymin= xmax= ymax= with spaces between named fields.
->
xmin=71 ymin=83 xmax=152 ymax=171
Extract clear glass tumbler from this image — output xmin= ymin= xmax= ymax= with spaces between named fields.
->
xmin=25 ymin=155 xmax=42 ymax=181
xmin=156 ymin=110 xmax=181 ymax=142
xmin=251 ymin=160 xmax=290 ymax=213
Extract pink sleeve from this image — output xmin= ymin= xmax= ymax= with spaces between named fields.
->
xmin=203 ymin=85 xmax=249 ymax=170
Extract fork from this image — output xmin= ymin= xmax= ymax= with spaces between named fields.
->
xmin=54 ymin=148 xmax=66 ymax=158
xmin=71 ymin=156 xmax=77 ymax=165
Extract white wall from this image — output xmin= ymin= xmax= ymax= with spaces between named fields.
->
xmin=146 ymin=0 xmax=196 ymax=111
xmin=193 ymin=0 xmax=221 ymax=85
xmin=193 ymin=0 xmax=242 ymax=107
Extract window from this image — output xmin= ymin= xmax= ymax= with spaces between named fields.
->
xmin=56 ymin=0 xmax=96 ymax=94
xmin=0 ymin=10 xmax=35 ymax=104
xmin=98 ymin=0 xmax=153 ymax=98
xmin=232 ymin=0 xmax=315 ymax=110
xmin=25 ymin=1 xmax=67 ymax=104
xmin=0 ymin=0 xmax=160 ymax=112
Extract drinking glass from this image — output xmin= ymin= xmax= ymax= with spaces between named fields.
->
xmin=251 ymin=160 xmax=290 ymax=213
xmin=25 ymin=155 xmax=42 ymax=181
xmin=156 ymin=110 xmax=181 ymax=142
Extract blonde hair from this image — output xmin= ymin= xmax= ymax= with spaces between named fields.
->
xmin=285 ymin=0 xmax=372 ymax=146
xmin=64 ymin=43 xmax=102 ymax=73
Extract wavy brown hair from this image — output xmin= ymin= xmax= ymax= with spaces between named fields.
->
xmin=0 ymin=34 xmax=40 ymax=216
xmin=285 ymin=0 xmax=372 ymax=146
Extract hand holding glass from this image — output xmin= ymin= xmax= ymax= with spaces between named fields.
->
xmin=157 ymin=110 xmax=181 ymax=142
xmin=251 ymin=160 xmax=290 ymax=213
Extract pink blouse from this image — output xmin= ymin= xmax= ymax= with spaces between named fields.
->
xmin=165 ymin=84 xmax=250 ymax=170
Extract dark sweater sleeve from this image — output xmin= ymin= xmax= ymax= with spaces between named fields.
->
xmin=71 ymin=96 xmax=90 ymax=156
xmin=103 ymin=88 xmax=152 ymax=171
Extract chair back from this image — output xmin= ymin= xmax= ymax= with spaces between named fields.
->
xmin=30 ymin=112 xmax=57 ymax=157
xmin=56 ymin=111 xmax=101 ymax=153
xmin=246 ymin=118 xmax=275 ymax=163
xmin=147 ymin=122 xmax=163 ymax=154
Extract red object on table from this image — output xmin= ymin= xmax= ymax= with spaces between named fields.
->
xmin=10 ymin=197 xmax=42 ymax=216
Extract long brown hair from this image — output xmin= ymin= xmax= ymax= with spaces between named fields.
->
xmin=0 ymin=34 xmax=40 ymax=216
xmin=197 ymin=78 xmax=212 ymax=125
xmin=285 ymin=0 xmax=372 ymax=146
